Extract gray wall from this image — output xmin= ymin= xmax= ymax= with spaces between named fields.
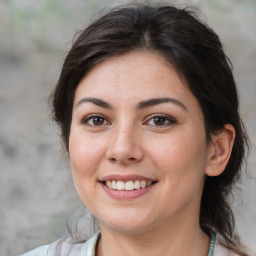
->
xmin=0 ymin=0 xmax=255 ymax=255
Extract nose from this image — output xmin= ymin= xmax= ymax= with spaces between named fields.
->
xmin=106 ymin=126 xmax=144 ymax=165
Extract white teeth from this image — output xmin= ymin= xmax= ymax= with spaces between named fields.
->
xmin=117 ymin=181 xmax=125 ymax=190
xmin=106 ymin=181 xmax=112 ymax=189
xmin=105 ymin=180 xmax=153 ymax=190
xmin=141 ymin=180 xmax=146 ymax=188
xmin=112 ymin=180 xmax=117 ymax=190
xmin=125 ymin=181 xmax=134 ymax=190
xmin=139 ymin=180 xmax=148 ymax=189
xmin=134 ymin=180 xmax=141 ymax=189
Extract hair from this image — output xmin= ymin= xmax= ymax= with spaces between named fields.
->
xmin=51 ymin=3 xmax=249 ymax=255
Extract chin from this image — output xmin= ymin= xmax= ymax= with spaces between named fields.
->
xmin=98 ymin=211 xmax=154 ymax=235
xmin=102 ymin=221 xmax=151 ymax=235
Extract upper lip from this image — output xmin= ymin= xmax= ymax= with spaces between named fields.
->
xmin=99 ymin=174 xmax=156 ymax=182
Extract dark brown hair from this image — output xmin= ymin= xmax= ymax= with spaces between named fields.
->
xmin=51 ymin=3 xmax=249 ymax=255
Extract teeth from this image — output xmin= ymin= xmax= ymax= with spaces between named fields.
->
xmin=106 ymin=181 xmax=112 ymax=189
xmin=141 ymin=180 xmax=146 ymax=188
xmin=134 ymin=180 xmax=141 ymax=189
xmin=125 ymin=181 xmax=134 ymax=190
xmin=117 ymin=181 xmax=125 ymax=190
xmin=112 ymin=180 xmax=117 ymax=190
xmin=105 ymin=180 xmax=153 ymax=190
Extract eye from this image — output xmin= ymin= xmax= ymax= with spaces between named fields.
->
xmin=145 ymin=114 xmax=176 ymax=126
xmin=81 ymin=115 xmax=110 ymax=127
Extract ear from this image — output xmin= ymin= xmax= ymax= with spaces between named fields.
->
xmin=205 ymin=124 xmax=235 ymax=177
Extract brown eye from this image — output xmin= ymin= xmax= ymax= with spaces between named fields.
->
xmin=82 ymin=115 xmax=110 ymax=126
xmin=153 ymin=117 xmax=166 ymax=126
xmin=145 ymin=114 xmax=176 ymax=127
xmin=92 ymin=117 xmax=104 ymax=126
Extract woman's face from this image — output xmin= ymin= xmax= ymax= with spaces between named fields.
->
xmin=69 ymin=51 xmax=212 ymax=235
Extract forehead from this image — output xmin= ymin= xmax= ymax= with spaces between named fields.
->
xmin=74 ymin=51 xmax=192 ymax=103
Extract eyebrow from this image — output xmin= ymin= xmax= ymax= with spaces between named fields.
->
xmin=75 ymin=97 xmax=113 ymax=109
xmin=75 ymin=97 xmax=187 ymax=111
xmin=136 ymin=97 xmax=187 ymax=111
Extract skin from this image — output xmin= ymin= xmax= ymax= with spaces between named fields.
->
xmin=69 ymin=51 xmax=235 ymax=256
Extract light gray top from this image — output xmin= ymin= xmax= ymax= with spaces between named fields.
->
xmin=20 ymin=231 xmax=237 ymax=256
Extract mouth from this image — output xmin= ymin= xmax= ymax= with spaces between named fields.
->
xmin=102 ymin=180 xmax=157 ymax=191
xmin=99 ymin=175 xmax=158 ymax=199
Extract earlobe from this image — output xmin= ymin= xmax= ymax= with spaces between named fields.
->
xmin=205 ymin=124 xmax=235 ymax=177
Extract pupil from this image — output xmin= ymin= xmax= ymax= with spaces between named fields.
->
xmin=93 ymin=117 xmax=104 ymax=125
xmin=154 ymin=117 xmax=165 ymax=125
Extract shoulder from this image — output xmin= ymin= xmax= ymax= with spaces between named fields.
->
xmin=19 ymin=233 xmax=100 ymax=256
xmin=47 ymin=236 xmax=84 ymax=256
xmin=20 ymin=244 xmax=49 ymax=256
xmin=19 ymin=236 xmax=84 ymax=256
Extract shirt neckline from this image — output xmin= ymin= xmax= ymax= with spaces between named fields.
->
xmin=79 ymin=231 xmax=216 ymax=256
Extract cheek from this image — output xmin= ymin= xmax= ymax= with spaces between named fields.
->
xmin=69 ymin=131 xmax=105 ymax=207
xmin=69 ymin=131 xmax=106 ymax=175
xmin=150 ymin=133 xmax=207 ymax=210
xmin=148 ymin=131 xmax=208 ymax=180
xmin=69 ymin=132 xmax=107 ymax=208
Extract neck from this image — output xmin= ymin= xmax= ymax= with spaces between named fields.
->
xmin=96 ymin=214 xmax=210 ymax=256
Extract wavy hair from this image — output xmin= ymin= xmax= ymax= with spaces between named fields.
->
xmin=51 ymin=3 xmax=249 ymax=255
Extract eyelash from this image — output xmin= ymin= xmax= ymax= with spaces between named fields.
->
xmin=144 ymin=114 xmax=177 ymax=127
xmin=80 ymin=114 xmax=176 ymax=128
xmin=80 ymin=114 xmax=110 ymax=127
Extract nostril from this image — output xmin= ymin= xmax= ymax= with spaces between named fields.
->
xmin=109 ymin=157 xmax=136 ymax=163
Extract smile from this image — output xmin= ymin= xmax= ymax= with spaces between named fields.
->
xmin=104 ymin=180 xmax=153 ymax=191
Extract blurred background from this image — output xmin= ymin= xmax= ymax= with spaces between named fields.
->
xmin=0 ymin=0 xmax=255 ymax=255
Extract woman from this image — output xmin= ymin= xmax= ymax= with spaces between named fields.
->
xmin=21 ymin=3 xmax=249 ymax=256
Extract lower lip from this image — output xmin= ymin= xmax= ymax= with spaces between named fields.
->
xmin=100 ymin=182 xmax=155 ymax=200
